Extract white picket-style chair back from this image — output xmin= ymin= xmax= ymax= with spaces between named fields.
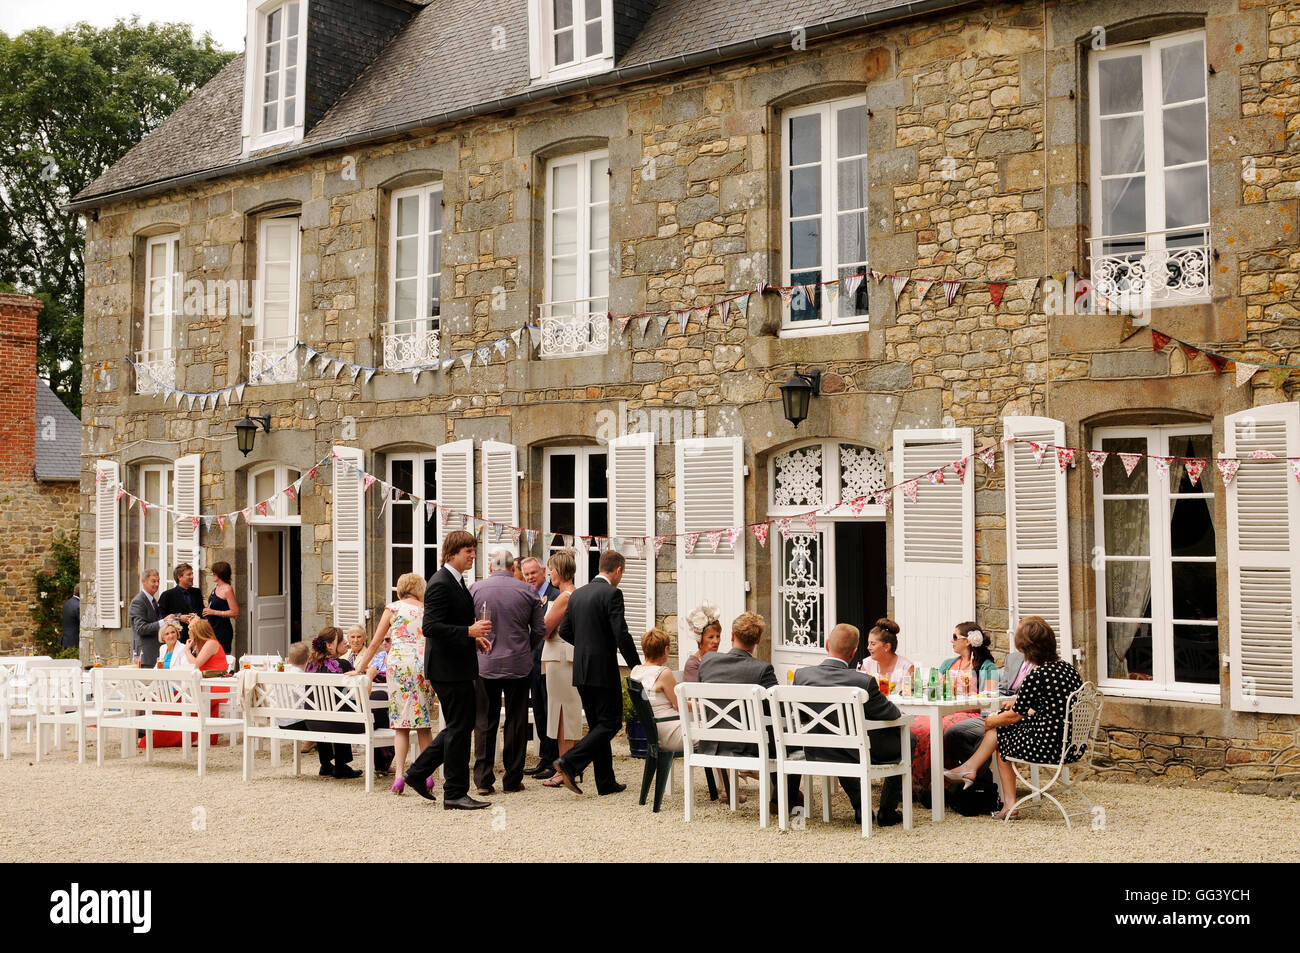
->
xmin=30 ymin=666 xmax=84 ymax=713
xmin=1063 ymin=681 xmax=1103 ymax=762
xmin=104 ymin=668 xmax=203 ymax=717
xmin=771 ymin=685 xmax=870 ymax=759
xmin=677 ymin=682 xmax=767 ymax=749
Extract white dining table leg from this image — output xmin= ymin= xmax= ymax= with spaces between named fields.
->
xmin=929 ymin=708 xmax=944 ymax=822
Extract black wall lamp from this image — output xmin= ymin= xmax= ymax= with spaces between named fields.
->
xmin=780 ymin=365 xmax=822 ymax=428
xmin=235 ymin=413 xmax=272 ymax=456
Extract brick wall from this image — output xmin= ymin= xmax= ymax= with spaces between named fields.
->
xmin=0 ymin=294 xmax=40 ymax=480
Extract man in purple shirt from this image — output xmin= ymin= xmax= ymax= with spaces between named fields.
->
xmin=471 ymin=548 xmax=546 ymax=794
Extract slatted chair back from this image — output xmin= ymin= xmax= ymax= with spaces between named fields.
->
xmin=1063 ymin=681 xmax=1103 ymax=764
xmin=98 ymin=668 xmax=204 ymax=720
xmin=676 ymin=682 xmax=770 ymax=826
xmin=30 ymin=666 xmax=85 ymax=714
xmin=771 ymin=685 xmax=869 ymax=761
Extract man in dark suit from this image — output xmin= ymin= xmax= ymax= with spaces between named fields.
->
xmin=157 ymin=563 xmax=204 ymax=642
xmin=129 ymin=570 xmax=174 ymax=668
xmin=793 ymin=623 xmax=912 ymax=826
xmin=520 ymin=556 xmax=561 ymax=778
xmin=60 ymin=585 xmax=80 ymax=650
xmin=404 ymin=529 xmax=494 ymax=810
xmin=552 ymin=549 xmax=641 ymax=796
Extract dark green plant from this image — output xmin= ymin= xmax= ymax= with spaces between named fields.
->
xmin=30 ymin=530 xmax=80 ymax=658
xmin=622 ymin=679 xmax=636 ymax=723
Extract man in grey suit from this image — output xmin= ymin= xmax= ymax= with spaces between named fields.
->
xmin=129 ymin=570 xmax=174 ymax=668
xmin=793 ymin=623 xmax=912 ymax=826
xmin=943 ymin=642 xmax=1029 ymax=782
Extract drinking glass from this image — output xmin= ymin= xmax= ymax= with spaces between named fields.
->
xmin=985 ymin=678 xmax=1000 ymax=698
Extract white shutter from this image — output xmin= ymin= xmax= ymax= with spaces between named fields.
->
xmin=892 ymin=427 xmax=975 ymax=668
xmin=675 ymin=436 xmax=745 ymax=658
xmin=1226 ymin=403 xmax=1300 ymax=714
xmin=95 ymin=460 xmax=121 ymax=629
xmin=172 ymin=454 xmax=202 ymax=573
xmin=481 ymin=441 xmax=519 ymax=555
xmin=610 ymin=432 xmax=656 ymax=636
xmin=332 ymin=445 xmax=366 ymax=628
xmin=437 ymin=438 xmax=476 ymax=582
xmin=1003 ymin=416 xmax=1072 ymax=660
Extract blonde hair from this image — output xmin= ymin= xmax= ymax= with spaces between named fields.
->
xmin=731 ymin=612 xmax=766 ymax=648
xmin=286 ymin=642 xmax=309 ymax=667
xmin=641 ymin=628 xmax=671 ymax=661
xmin=158 ymin=622 xmax=180 ymax=643
xmin=188 ymin=618 xmax=216 ymax=647
xmin=396 ymin=572 xmax=426 ymax=600
xmin=547 ymin=548 xmax=576 ymax=583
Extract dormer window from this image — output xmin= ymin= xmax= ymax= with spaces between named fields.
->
xmin=529 ymin=0 xmax=613 ymax=82
xmin=243 ymin=0 xmax=308 ymax=152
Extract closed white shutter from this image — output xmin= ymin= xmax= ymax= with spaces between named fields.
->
xmin=332 ymin=445 xmax=367 ymax=627
xmin=1226 ymin=403 xmax=1300 ymax=714
xmin=172 ymin=454 xmax=202 ymax=573
xmin=610 ymin=432 xmax=656 ymax=636
xmin=675 ymin=436 xmax=745 ymax=658
xmin=481 ymin=441 xmax=519 ymax=555
xmin=892 ymin=427 xmax=975 ymax=668
xmin=95 ymin=460 xmax=121 ymax=629
xmin=1003 ymin=416 xmax=1072 ymax=660
xmin=437 ymin=438 xmax=476 ymax=582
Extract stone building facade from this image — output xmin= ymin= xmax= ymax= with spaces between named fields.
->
xmin=73 ymin=0 xmax=1300 ymax=793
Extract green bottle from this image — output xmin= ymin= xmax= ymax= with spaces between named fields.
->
xmin=928 ymin=667 xmax=939 ymax=701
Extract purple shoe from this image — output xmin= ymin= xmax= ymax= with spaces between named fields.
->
xmin=391 ymin=777 xmax=406 ymax=795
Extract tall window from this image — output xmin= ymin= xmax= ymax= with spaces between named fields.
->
xmin=1089 ymin=32 xmax=1211 ymax=302
xmin=543 ymin=448 xmax=607 ymax=585
xmin=138 ymin=234 xmax=180 ymax=393
xmin=385 ymin=184 xmax=442 ymax=369
xmin=387 ymin=453 xmax=439 ymax=599
xmin=782 ymin=97 xmax=870 ymax=332
xmin=251 ymin=215 xmax=300 ymax=383
xmin=1092 ymin=426 xmax=1218 ymax=699
xmin=541 ymin=150 xmax=609 ymax=356
xmin=139 ymin=465 xmax=174 ymax=581
xmin=261 ymin=2 xmax=302 ymax=134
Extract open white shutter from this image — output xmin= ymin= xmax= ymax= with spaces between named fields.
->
xmin=1226 ymin=403 xmax=1300 ymax=714
xmin=172 ymin=454 xmax=202 ymax=573
xmin=610 ymin=432 xmax=656 ymax=636
xmin=95 ymin=460 xmax=121 ymax=629
xmin=437 ymin=438 xmax=476 ymax=582
xmin=332 ymin=445 xmax=366 ymax=627
xmin=1004 ymin=416 xmax=1072 ymax=660
xmin=481 ymin=441 xmax=519 ymax=555
xmin=675 ymin=436 xmax=745 ymax=658
xmin=892 ymin=427 xmax=974 ymax=668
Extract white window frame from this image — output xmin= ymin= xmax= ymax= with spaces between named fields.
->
xmin=385 ymin=452 xmax=438 ymax=601
xmin=540 ymin=149 xmax=609 ymax=357
xmin=527 ymin=0 xmax=614 ymax=83
xmin=1087 ymin=30 xmax=1211 ymax=305
xmin=139 ymin=464 xmax=174 ymax=582
xmin=250 ymin=214 xmax=300 ymax=384
xmin=248 ymin=463 xmax=302 ymax=525
xmin=781 ymin=96 xmax=870 ymax=336
xmin=143 ymin=234 xmax=179 ymax=356
xmin=542 ymin=447 xmax=608 ymax=588
xmin=242 ymin=0 xmax=308 ymax=153
xmin=1092 ymin=424 xmax=1219 ymax=702
xmin=384 ymin=183 xmax=442 ymax=369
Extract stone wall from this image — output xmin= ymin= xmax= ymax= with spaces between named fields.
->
xmin=0 ymin=480 xmax=79 ymax=652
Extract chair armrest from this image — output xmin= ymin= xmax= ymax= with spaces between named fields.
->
xmin=864 ymin=717 xmax=911 ymax=729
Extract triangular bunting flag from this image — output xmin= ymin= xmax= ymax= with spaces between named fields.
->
xmin=1206 ymin=353 xmax=1228 ymax=375
xmin=1250 ymin=448 xmax=1278 ymax=460
xmin=988 ymin=282 xmax=1007 ymax=309
xmin=891 ymin=275 xmax=909 ymax=304
xmin=843 ymin=274 xmax=863 ymax=300
xmin=694 ymin=305 xmax=710 ymax=325
xmin=802 ymin=284 xmax=818 ymax=309
xmin=656 ymin=314 xmax=671 ymax=338
xmin=849 ymin=496 xmax=866 ymax=516
xmin=800 ymin=511 xmax=818 ymax=531
xmin=618 ymin=314 xmax=633 ymax=333
xmin=677 ymin=310 xmax=689 ymax=334
xmin=977 ymin=446 xmax=997 ymax=471
xmin=256 ymin=501 xmax=269 ymax=517
xmin=1118 ymin=453 xmax=1143 ymax=477
xmin=927 ymin=467 xmax=945 ymax=484
xmin=653 ymin=536 xmax=666 ymax=555
xmin=912 ymin=279 xmax=934 ymax=303
xmin=953 ymin=457 xmax=968 ymax=483
xmin=684 ymin=532 xmax=699 ymax=556
xmin=639 ymin=315 xmax=653 ymax=339
xmin=1017 ymin=277 xmax=1039 ymax=304
xmin=218 ymin=515 xmax=227 ymax=531
xmin=1236 ymin=361 xmax=1258 ymax=388
xmin=778 ymin=286 xmax=798 ymax=306
xmin=476 ymin=346 xmax=491 ymax=365
xmin=901 ymin=480 xmax=918 ymax=504
xmin=1291 ymin=459 xmax=1300 ymax=485
xmin=880 ymin=491 xmax=893 ymax=513
xmin=494 ymin=338 xmax=510 ymax=358
xmin=1151 ymin=330 xmax=1172 ymax=352
xmin=1217 ymin=458 xmax=1240 ymax=485
xmin=363 ymin=368 xmax=377 ymax=385
xmin=752 ymin=523 xmax=769 ymax=548
xmin=1153 ymin=457 xmax=1171 ymax=479
xmin=1267 ymin=366 xmax=1292 ymax=389
xmin=1180 ymin=343 xmax=1200 ymax=366
xmin=755 ymin=281 xmax=768 ymax=296
xmin=706 ymin=530 xmax=723 ymax=553
xmin=1056 ymin=447 xmax=1076 ymax=474
xmin=242 ymin=507 xmax=253 ymax=523
xmin=363 ymin=475 xmax=377 ymax=491
xmin=870 ymin=269 xmax=885 ymax=285
xmin=510 ymin=327 xmax=524 ymax=348
xmin=726 ymin=527 xmax=741 ymax=549
xmin=1184 ymin=458 xmax=1206 ymax=487
xmin=731 ymin=293 xmax=751 ymax=320
xmin=115 ymin=486 xmax=126 ymax=501
xmin=942 ymin=280 xmax=962 ymax=306
xmin=525 ymin=528 xmax=537 ymax=550
xmin=460 ymin=354 xmax=473 ymax=371
xmin=1030 ymin=442 xmax=1046 ymax=467
xmin=776 ymin=518 xmax=792 ymax=539
xmin=1086 ymin=451 xmax=1109 ymax=478
xmin=410 ymin=368 xmax=422 ymax=385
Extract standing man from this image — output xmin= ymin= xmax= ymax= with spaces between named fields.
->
xmin=405 ymin=530 xmax=493 ymax=810
xmin=471 ymin=549 xmax=546 ymax=794
xmin=60 ymin=584 xmax=80 ymax=650
xmin=129 ymin=570 xmax=173 ymax=668
xmin=521 ymin=556 xmax=560 ymax=778
xmin=552 ymin=550 xmax=641 ymax=796
xmin=157 ymin=563 xmax=204 ymax=642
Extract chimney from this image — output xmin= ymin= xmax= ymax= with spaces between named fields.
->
xmin=0 ymin=294 xmax=44 ymax=480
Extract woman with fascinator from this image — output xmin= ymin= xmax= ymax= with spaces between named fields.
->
xmin=682 ymin=601 xmax=722 ymax=682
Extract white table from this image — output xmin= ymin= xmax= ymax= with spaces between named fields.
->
xmin=892 ymin=694 xmax=998 ymax=823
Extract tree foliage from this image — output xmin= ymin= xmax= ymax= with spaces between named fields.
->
xmin=0 ymin=19 xmax=234 ymax=415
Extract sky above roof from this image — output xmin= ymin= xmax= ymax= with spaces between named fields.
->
xmin=1 ymin=1 xmax=244 ymax=51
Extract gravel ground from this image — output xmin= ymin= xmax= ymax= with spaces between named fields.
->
xmin=2 ymin=728 xmax=1297 ymax=863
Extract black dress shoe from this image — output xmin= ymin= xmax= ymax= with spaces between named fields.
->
xmin=406 ymin=774 xmax=436 ymax=801
xmin=333 ymin=765 xmax=363 ymax=779
xmin=443 ymin=795 xmax=491 ymax=810
xmin=319 ymin=765 xmax=334 ymax=777
xmin=503 ymin=783 xmax=526 ymax=792
xmin=597 ymin=782 xmax=626 ymax=796
xmin=553 ymin=760 xmax=582 ymax=794
xmin=523 ymin=763 xmax=548 ymax=776
xmin=533 ymin=766 xmax=557 ymax=780
xmin=875 ymin=808 xmax=902 ymax=827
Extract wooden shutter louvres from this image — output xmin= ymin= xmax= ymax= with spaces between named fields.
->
xmin=481 ymin=441 xmax=519 ymax=554
xmin=436 ymin=439 xmax=476 ymax=582
xmin=609 ymin=432 xmax=656 ymax=636
xmin=172 ymin=454 xmax=202 ymax=573
xmin=95 ymin=460 xmax=122 ymax=629
xmin=332 ymin=445 xmax=367 ymax=628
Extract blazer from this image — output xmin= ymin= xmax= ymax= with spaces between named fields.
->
xmin=471 ymin=570 xmax=546 ymax=679
xmin=532 ymin=581 xmax=562 ymax=666
xmin=128 ymin=590 xmax=163 ymax=668
xmin=157 ymin=585 xmax=204 ymax=641
xmin=423 ymin=566 xmax=479 ymax=683
xmin=1000 ymin=651 xmax=1030 ymax=695
xmin=556 ymin=576 xmax=641 ymax=688
xmin=60 ymin=596 xmax=80 ymax=648
xmin=793 ymin=657 xmax=904 ymax=764
xmin=694 ymin=647 xmax=777 ymax=757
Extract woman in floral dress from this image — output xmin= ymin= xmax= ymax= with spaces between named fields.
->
xmin=356 ymin=572 xmax=434 ymax=794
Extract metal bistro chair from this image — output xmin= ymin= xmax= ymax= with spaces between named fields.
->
xmin=625 ymin=676 xmax=716 ymax=813
xmin=1003 ymin=681 xmax=1104 ymax=829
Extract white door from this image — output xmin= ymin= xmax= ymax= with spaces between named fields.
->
xmin=250 ymin=528 xmax=290 ymax=657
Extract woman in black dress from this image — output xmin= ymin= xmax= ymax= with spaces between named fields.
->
xmin=202 ymin=561 xmax=239 ymax=656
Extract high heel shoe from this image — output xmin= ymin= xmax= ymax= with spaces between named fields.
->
xmin=943 ymin=768 xmax=976 ymax=790
xmin=391 ymin=777 xmax=406 ymax=795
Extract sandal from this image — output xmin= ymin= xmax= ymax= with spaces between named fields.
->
xmin=943 ymin=768 xmax=976 ymax=790
xmin=542 ymin=773 xmax=565 ymax=787
xmin=991 ymin=807 xmax=1020 ymax=820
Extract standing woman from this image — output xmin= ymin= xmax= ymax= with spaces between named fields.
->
xmin=540 ymin=549 xmax=581 ymax=787
xmin=356 ymin=572 xmax=435 ymax=794
xmin=203 ymin=561 xmax=239 ymax=657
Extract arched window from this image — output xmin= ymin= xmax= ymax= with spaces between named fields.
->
xmin=248 ymin=463 xmax=301 ymax=522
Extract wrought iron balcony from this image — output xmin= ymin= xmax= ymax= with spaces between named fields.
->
xmin=1088 ymin=228 xmax=1211 ymax=304
xmin=133 ymin=348 xmax=176 ymax=395
xmin=382 ymin=319 xmax=440 ymax=369
xmin=537 ymin=296 xmax=609 ymax=358
xmin=248 ymin=335 xmax=299 ymax=384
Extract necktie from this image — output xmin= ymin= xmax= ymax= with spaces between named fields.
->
xmin=1010 ymin=660 xmax=1031 ymax=691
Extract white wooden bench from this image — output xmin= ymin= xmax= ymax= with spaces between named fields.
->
xmin=31 ymin=663 xmax=99 ymax=763
xmin=241 ymin=671 xmax=394 ymax=793
xmin=1 ymin=657 xmax=67 ymax=757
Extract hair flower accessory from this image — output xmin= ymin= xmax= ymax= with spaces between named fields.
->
xmin=686 ymin=601 xmax=721 ymax=636
xmin=966 ymin=629 xmax=985 ymax=647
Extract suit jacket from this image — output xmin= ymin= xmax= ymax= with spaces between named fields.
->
xmin=61 ymin=596 xmax=80 ymax=649
xmin=557 ymin=576 xmax=641 ymax=688
xmin=471 ymin=570 xmax=546 ymax=679
xmin=157 ymin=585 xmax=203 ymax=641
xmin=128 ymin=590 xmax=163 ymax=667
xmin=1000 ymin=651 xmax=1029 ymax=695
xmin=423 ymin=566 xmax=479 ymax=683
xmin=532 ymin=581 xmax=562 ymax=666
xmin=792 ymin=658 xmax=903 ymax=764
xmin=694 ymin=647 xmax=777 ymax=757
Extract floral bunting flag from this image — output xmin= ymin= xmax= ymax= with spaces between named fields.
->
xmin=525 ymin=528 xmax=537 ymax=550
xmin=476 ymin=346 xmax=492 ymax=365
xmin=1217 ymin=458 xmax=1240 ymax=486
xmin=242 ymin=507 xmax=253 ymax=523
xmin=1118 ymin=452 xmax=1143 ymax=477
xmin=1236 ymin=361 xmax=1258 ymax=388
xmin=217 ymin=515 xmax=227 ymax=531
xmin=684 ymin=532 xmax=700 ymax=556
xmin=927 ymin=467 xmax=945 ymax=484
xmin=778 ymin=286 xmax=798 ymax=306
xmin=256 ymin=501 xmax=269 ymax=517
xmin=988 ymin=282 xmax=1007 ymax=309
xmin=777 ymin=517 xmax=792 ymax=539
xmin=942 ymin=280 xmax=962 ymax=306
xmin=115 ymin=486 xmax=126 ymax=501
xmin=284 ymin=484 xmax=298 ymax=503
xmin=977 ymin=446 xmax=997 ymax=471
xmin=191 ymin=516 xmax=201 ymax=531
xmin=726 ymin=527 xmax=741 ymax=549
xmin=1086 ymin=451 xmax=1109 ymax=478
xmin=1030 ymin=441 xmax=1046 ymax=467
xmin=800 ymin=511 xmax=818 ymax=531
xmin=880 ymin=491 xmax=894 ymax=513
xmin=912 ymin=279 xmax=934 ymax=303
xmin=902 ymin=479 xmax=918 ymax=504
xmin=1151 ymin=330 xmax=1172 ymax=352
xmin=891 ymin=274 xmax=909 ymax=304
xmin=706 ymin=530 xmax=723 ymax=553
xmin=1184 ymin=458 xmax=1207 ymax=487
xmin=953 ymin=456 xmax=968 ymax=483
xmin=752 ymin=523 xmax=769 ymax=548
xmin=1291 ymin=459 xmax=1300 ymax=485
xmin=1153 ymin=456 xmax=1171 ymax=479
xmin=654 ymin=535 xmax=667 ymax=555
xmin=1250 ymin=448 xmax=1278 ymax=460
xmin=1056 ymin=447 xmax=1076 ymax=474
xmin=849 ymin=495 xmax=866 ymax=515
xmin=363 ymin=475 xmax=377 ymax=491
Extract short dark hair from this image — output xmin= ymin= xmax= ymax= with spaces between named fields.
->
xmin=441 ymin=529 xmax=477 ymax=565
xmin=211 ymin=561 xmax=233 ymax=584
xmin=1014 ymin=616 xmax=1060 ymax=664
xmin=598 ymin=549 xmax=626 ymax=575
xmin=173 ymin=562 xmax=192 ymax=583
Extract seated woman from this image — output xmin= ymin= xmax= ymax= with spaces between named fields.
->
xmin=629 ymin=629 xmax=683 ymax=751
xmin=142 ymin=619 xmax=227 ymax=748
xmin=908 ymin=621 xmax=999 ymax=792
xmin=342 ymin=625 xmax=368 ymax=668
xmin=157 ymin=622 xmax=190 ymax=669
xmin=944 ymin=616 xmax=1084 ymax=818
xmin=858 ymin=618 xmax=914 ymax=688
xmin=682 ymin=603 xmax=722 ymax=682
xmin=303 ymin=626 xmax=364 ymax=779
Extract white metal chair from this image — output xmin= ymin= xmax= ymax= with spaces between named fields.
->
xmin=1003 ymin=681 xmax=1104 ymax=829
xmin=769 ymin=685 xmax=913 ymax=837
xmin=677 ymin=682 xmax=772 ymax=828
xmin=31 ymin=664 xmax=96 ymax=763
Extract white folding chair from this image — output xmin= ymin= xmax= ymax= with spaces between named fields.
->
xmin=770 ymin=685 xmax=912 ymax=837
xmin=1003 ymin=681 xmax=1104 ymax=829
xmin=677 ymin=682 xmax=771 ymax=828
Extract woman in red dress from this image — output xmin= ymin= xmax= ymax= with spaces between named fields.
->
xmin=141 ymin=619 xmax=228 ymax=748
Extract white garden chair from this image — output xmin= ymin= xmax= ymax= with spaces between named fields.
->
xmin=770 ymin=685 xmax=913 ymax=838
xmin=31 ymin=664 xmax=96 ymax=763
xmin=1003 ymin=681 xmax=1104 ymax=829
xmin=677 ymin=682 xmax=772 ymax=828
xmin=0 ymin=657 xmax=65 ymax=755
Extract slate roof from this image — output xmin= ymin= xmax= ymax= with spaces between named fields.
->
xmin=34 ymin=380 xmax=82 ymax=482
xmin=74 ymin=0 xmax=970 ymax=207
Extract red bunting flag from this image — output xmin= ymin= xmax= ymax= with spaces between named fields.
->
xmin=1056 ymin=447 xmax=1076 ymax=474
xmin=1184 ymin=458 xmax=1206 ymax=487
xmin=706 ymin=530 xmax=723 ymax=553
xmin=1206 ymin=353 xmax=1229 ymax=375
xmin=801 ymin=511 xmax=818 ymax=531
xmin=1180 ymin=343 xmax=1200 ymax=366
xmin=1086 ymin=451 xmax=1109 ymax=478
xmin=654 ymin=535 xmax=666 ymax=555
xmin=1250 ymin=448 xmax=1278 ymax=460
xmin=953 ymin=457 xmax=968 ymax=483
xmin=977 ymin=446 xmax=997 ymax=471
xmin=777 ymin=518 xmax=792 ymax=538
xmin=683 ymin=533 xmax=699 ymax=555
xmin=1151 ymin=330 xmax=1172 ymax=352
xmin=928 ymin=467 xmax=945 ymax=484
xmin=850 ymin=495 xmax=866 ymax=515
xmin=1216 ymin=458 xmax=1239 ymax=485
xmin=752 ymin=523 xmax=769 ymax=548
xmin=902 ymin=480 xmax=918 ymax=504
xmin=988 ymin=282 xmax=1007 ymax=310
